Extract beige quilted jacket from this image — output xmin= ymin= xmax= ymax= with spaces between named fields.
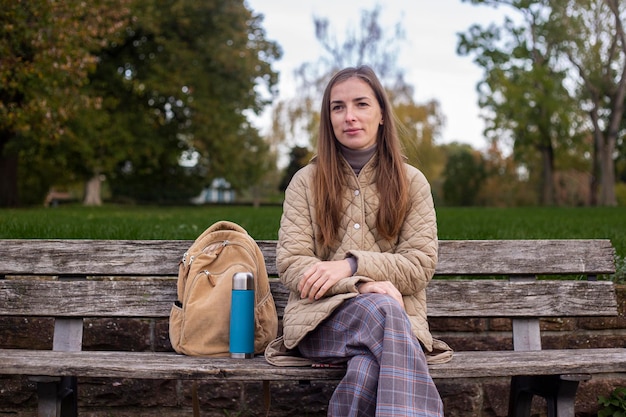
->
xmin=277 ymin=155 xmax=438 ymax=353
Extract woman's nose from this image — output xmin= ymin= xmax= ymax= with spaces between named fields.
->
xmin=345 ymin=106 xmax=356 ymax=121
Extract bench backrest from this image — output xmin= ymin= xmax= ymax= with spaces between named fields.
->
xmin=0 ymin=238 xmax=618 ymax=353
xmin=0 ymin=239 xmax=617 ymax=320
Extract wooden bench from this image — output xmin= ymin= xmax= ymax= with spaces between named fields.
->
xmin=0 ymin=238 xmax=624 ymax=417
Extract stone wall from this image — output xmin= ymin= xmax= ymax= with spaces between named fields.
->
xmin=0 ymin=285 xmax=624 ymax=417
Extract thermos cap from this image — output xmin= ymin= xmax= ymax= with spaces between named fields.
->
xmin=232 ymin=272 xmax=254 ymax=290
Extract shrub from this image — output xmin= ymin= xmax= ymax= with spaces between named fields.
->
xmin=598 ymin=387 xmax=626 ymax=417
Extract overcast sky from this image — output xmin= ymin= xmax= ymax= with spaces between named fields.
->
xmin=244 ymin=0 xmax=512 ymax=151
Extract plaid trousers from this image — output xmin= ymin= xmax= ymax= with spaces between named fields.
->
xmin=298 ymin=294 xmax=444 ymax=417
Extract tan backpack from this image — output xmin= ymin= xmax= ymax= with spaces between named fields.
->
xmin=169 ymin=220 xmax=278 ymax=356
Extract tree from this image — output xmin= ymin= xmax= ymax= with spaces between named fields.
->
xmin=480 ymin=141 xmax=537 ymax=206
xmin=461 ymin=0 xmax=626 ymax=206
xmin=279 ymin=146 xmax=313 ymax=191
xmin=442 ymin=143 xmax=487 ymax=206
xmin=1 ymin=0 xmax=281 ymax=206
xmin=458 ymin=1 xmax=586 ymax=206
xmin=70 ymin=0 xmax=282 ymax=204
xmin=549 ymin=0 xmax=626 ymax=206
xmin=394 ymin=98 xmax=447 ymax=183
xmin=164 ymin=0 xmax=281 ymax=192
xmin=0 ymin=0 xmax=130 ymax=206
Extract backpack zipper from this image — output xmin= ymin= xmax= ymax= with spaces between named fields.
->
xmin=187 ymin=239 xmax=229 ymax=268
xmin=187 ymin=239 xmax=259 ymax=289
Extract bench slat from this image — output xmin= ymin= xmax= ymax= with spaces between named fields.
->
xmin=0 ymin=279 xmax=617 ymax=318
xmin=0 ymin=239 xmax=277 ymax=278
xmin=437 ymin=239 xmax=616 ymax=275
xmin=0 ymin=348 xmax=624 ymax=380
xmin=427 ymin=280 xmax=618 ymax=317
xmin=0 ymin=239 xmax=615 ymax=277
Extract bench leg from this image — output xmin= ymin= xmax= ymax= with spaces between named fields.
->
xmin=59 ymin=376 xmax=78 ymax=417
xmin=546 ymin=375 xmax=589 ymax=417
xmin=35 ymin=376 xmax=78 ymax=417
xmin=37 ymin=378 xmax=59 ymax=417
xmin=508 ymin=376 xmax=534 ymax=417
xmin=508 ymin=375 xmax=589 ymax=417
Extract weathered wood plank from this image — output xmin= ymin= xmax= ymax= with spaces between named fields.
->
xmin=0 ymin=279 xmax=617 ymax=318
xmin=437 ymin=239 xmax=616 ymax=276
xmin=0 ymin=239 xmax=279 ymax=277
xmin=0 ymin=239 xmax=190 ymax=277
xmin=0 ymin=348 xmax=624 ymax=380
xmin=274 ymin=280 xmax=619 ymax=318
xmin=0 ymin=239 xmax=615 ymax=277
xmin=425 ymin=280 xmax=618 ymax=317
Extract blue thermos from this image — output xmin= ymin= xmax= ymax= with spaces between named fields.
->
xmin=229 ymin=272 xmax=255 ymax=358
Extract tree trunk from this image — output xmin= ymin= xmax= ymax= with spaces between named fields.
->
xmin=540 ymin=145 xmax=555 ymax=206
xmin=599 ymin=135 xmax=617 ymax=206
xmin=83 ymin=175 xmax=103 ymax=206
xmin=599 ymin=0 xmax=626 ymax=206
xmin=250 ymin=186 xmax=261 ymax=208
xmin=589 ymin=133 xmax=600 ymax=206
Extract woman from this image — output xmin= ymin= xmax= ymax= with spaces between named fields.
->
xmin=276 ymin=66 xmax=444 ymax=416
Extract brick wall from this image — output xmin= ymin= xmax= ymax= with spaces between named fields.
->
xmin=0 ymin=285 xmax=624 ymax=417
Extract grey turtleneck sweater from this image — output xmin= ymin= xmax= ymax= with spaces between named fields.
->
xmin=339 ymin=143 xmax=376 ymax=176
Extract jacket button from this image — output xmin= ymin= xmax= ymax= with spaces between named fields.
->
xmin=354 ymin=223 xmax=361 ymax=230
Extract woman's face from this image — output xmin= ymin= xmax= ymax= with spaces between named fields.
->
xmin=329 ymin=77 xmax=382 ymax=150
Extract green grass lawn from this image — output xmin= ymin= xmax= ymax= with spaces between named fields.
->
xmin=0 ymin=205 xmax=282 ymax=240
xmin=437 ymin=206 xmax=626 ymax=255
xmin=1 ymin=204 xmax=625 ymax=279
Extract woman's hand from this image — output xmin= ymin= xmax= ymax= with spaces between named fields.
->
xmin=298 ymin=260 xmax=352 ymax=301
xmin=357 ymin=281 xmax=405 ymax=309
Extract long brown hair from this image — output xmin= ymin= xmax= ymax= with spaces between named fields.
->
xmin=314 ymin=66 xmax=409 ymax=248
